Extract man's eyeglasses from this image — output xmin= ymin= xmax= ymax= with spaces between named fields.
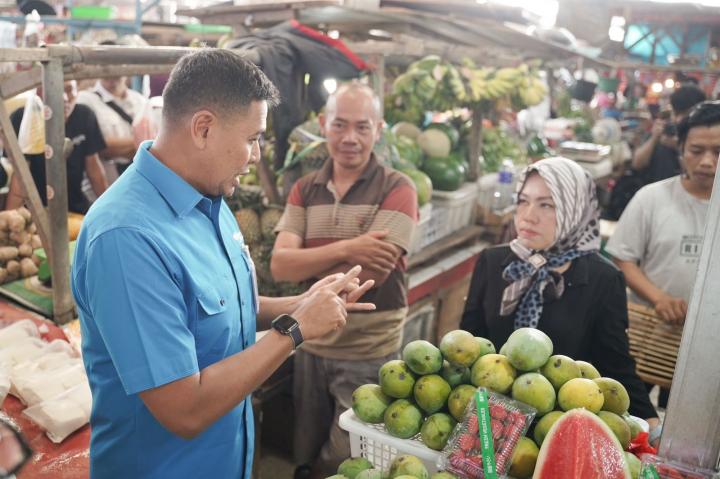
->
xmin=0 ymin=418 xmax=31 ymax=478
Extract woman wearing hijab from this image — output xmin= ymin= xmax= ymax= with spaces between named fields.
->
xmin=461 ymin=157 xmax=658 ymax=425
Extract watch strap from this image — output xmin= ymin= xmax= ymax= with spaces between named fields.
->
xmin=272 ymin=314 xmax=304 ymax=349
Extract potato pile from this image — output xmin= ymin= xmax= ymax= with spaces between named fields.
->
xmin=0 ymin=207 xmax=42 ymax=284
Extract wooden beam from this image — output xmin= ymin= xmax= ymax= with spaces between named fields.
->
xmin=468 ymin=108 xmax=483 ymax=182
xmin=43 ymin=59 xmax=74 ymax=324
xmin=0 ymin=66 xmax=42 ymax=99
xmin=64 ymin=64 xmax=174 ymax=81
xmin=0 ymin=48 xmax=49 ymax=63
xmin=0 ymin=64 xmax=176 ymax=99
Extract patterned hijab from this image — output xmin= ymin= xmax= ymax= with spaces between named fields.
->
xmin=500 ymin=157 xmax=601 ymax=329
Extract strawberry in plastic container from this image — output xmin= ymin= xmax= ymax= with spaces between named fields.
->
xmin=440 ymin=388 xmax=536 ymax=479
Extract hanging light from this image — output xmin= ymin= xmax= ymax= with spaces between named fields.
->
xmin=651 ymin=82 xmax=663 ymax=94
xmin=665 ymin=78 xmax=675 ymax=89
xmin=608 ymin=16 xmax=626 ymax=42
xmin=323 ymin=78 xmax=338 ymax=94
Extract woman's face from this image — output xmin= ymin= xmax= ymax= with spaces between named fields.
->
xmin=514 ymin=172 xmax=558 ymax=251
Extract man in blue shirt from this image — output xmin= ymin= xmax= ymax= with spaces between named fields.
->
xmin=71 ymin=49 xmax=375 ymax=478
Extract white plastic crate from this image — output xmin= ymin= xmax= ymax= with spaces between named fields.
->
xmin=401 ymin=303 xmax=436 ymax=348
xmin=409 ymin=203 xmax=433 ymax=255
xmin=430 ymin=182 xmax=478 ymax=239
xmin=338 ymin=409 xmax=443 ymax=473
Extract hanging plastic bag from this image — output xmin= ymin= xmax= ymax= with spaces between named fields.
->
xmin=17 ymin=92 xmax=45 ymax=155
xmin=132 ymin=95 xmax=162 ymax=146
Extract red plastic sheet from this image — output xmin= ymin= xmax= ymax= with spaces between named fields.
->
xmin=0 ymin=302 xmax=90 ymax=479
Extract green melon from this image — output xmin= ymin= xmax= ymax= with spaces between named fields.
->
xmin=401 ymin=168 xmax=433 ymax=206
xmin=421 ymin=157 xmax=465 ymax=191
xmin=417 ymin=129 xmax=452 ymax=158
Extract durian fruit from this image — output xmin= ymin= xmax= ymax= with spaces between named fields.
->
xmin=260 ymin=207 xmax=284 ymax=240
xmin=235 ymin=208 xmax=262 ymax=245
xmin=249 ymin=242 xmax=273 ymax=283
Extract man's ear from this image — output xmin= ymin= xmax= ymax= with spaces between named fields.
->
xmin=189 ymin=110 xmax=215 ymax=149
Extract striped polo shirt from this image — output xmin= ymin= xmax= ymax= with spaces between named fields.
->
xmin=276 ymin=154 xmax=417 ymax=311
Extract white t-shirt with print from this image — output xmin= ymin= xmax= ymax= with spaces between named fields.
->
xmin=77 ymin=82 xmax=146 ymax=165
xmin=606 ymin=175 xmax=708 ymax=305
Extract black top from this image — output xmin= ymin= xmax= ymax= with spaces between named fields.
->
xmin=460 ymin=245 xmax=657 ymax=419
xmin=11 ymin=104 xmax=106 ymax=214
xmin=641 ymin=143 xmax=680 ymax=185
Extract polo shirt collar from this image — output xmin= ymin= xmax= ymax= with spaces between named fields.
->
xmin=134 ymin=140 xmax=204 ymax=218
xmin=313 ymin=153 xmax=380 ymax=186
xmin=502 ymin=248 xmax=590 ymax=286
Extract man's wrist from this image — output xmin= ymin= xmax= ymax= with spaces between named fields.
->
xmin=334 ymin=239 xmax=350 ymax=262
xmin=270 ymin=327 xmax=295 ymax=350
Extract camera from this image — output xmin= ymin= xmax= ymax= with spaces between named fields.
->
xmin=663 ymin=122 xmax=678 ymax=136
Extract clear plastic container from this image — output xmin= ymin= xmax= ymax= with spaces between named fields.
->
xmin=639 ymin=454 xmax=719 ymax=479
xmin=440 ymin=388 xmax=537 ymax=479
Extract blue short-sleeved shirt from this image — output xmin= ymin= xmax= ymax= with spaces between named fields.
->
xmin=71 ymin=141 xmax=257 ymax=478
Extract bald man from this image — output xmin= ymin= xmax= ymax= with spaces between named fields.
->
xmin=271 ymin=82 xmax=418 ymax=478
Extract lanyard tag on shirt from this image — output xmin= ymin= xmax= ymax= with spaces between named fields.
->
xmin=475 ymin=389 xmax=498 ymax=479
xmin=243 ymin=244 xmax=260 ymax=315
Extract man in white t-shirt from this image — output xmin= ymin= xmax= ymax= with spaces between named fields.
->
xmin=77 ymin=76 xmax=147 ymax=185
xmin=607 ymin=101 xmax=720 ymax=326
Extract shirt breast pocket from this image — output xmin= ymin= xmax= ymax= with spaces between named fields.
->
xmin=195 ymin=288 xmax=233 ymax=360
xmin=229 ymin=244 xmax=258 ymax=315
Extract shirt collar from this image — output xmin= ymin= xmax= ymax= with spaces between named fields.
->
xmin=134 ymin=140 xmax=204 ymax=218
xmin=94 ymin=82 xmax=116 ymax=103
xmin=313 ymin=153 xmax=380 ymax=186
xmin=502 ymin=249 xmax=590 ymax=286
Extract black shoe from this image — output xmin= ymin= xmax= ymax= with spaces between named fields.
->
xmin=293 ymin=464 xmax=312 ymax=479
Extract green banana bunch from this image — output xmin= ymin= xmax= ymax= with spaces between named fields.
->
xmin=409 ymin=55 xmax=442 ymax=72
xmin=391 ymin=55 xmax=546 ymax=114
xmin=445 ymin=65 xmax=467 ymax=102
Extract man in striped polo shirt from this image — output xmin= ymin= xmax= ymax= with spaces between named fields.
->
xmin=272 ymin=82 xmax=418 ymax=479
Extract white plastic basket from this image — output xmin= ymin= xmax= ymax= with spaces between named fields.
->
xmin=401 ymin=303 xmax=436 ymax=348
xmin=409 ymin=203 xmax=433 ymax=254
xmin=430 ymin=182 xmax=478 ymax=238
xmin=338 ymin=409 xmax=443 ymax=473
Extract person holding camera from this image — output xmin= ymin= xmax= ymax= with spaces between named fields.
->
xmin=632 ymin=85 xmax=706 ymax=184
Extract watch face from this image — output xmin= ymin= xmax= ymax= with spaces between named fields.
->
xmin=274 ymin=314 xmax=297 ymax=332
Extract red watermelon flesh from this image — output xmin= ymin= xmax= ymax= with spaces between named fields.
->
xmin=533 ymin=408 xmax=631 ymax=479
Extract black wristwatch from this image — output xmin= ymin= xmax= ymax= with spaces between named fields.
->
xmin=271 ymin=314 xmax=304 ymax=349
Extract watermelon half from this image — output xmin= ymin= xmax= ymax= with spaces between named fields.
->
xmin=533 ymin=408 xmax=631 ymax=479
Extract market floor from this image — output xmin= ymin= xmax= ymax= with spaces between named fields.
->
xmin=258 ymin=449 xmax=295 ymax=478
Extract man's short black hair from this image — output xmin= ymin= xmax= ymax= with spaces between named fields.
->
xmin=677 ymin=100 xmax=720 ymax=149
xmin=162 ymin=48 xmax=280 ymax=124
xmin=670 ymin=85 xmax=707 ymax=116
